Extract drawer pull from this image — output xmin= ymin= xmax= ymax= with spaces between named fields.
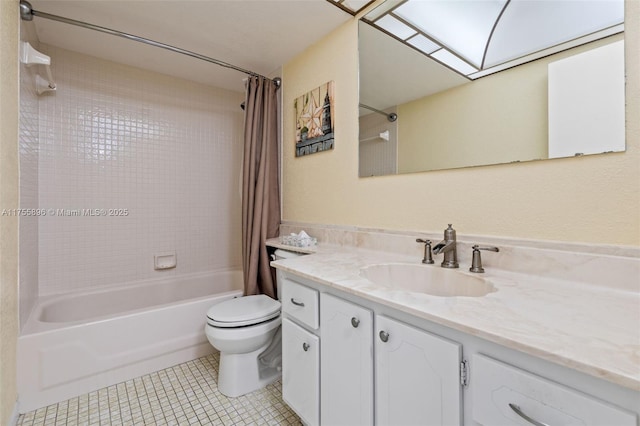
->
xmin=290 ymin=298 xmax=305 ymax=307
xmin=379 ymin=330 xmax=389 ymax=342
xmin=302 ymin=342 xmax=310 ymax=352
xmin=509 ymin=403 xmax=550 ymax=426
xmin=351 ymin=317 xmax=360 ymax=328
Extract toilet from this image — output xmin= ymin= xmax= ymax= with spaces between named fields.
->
xmin=205 ymin=249 xmax=301 ymax=397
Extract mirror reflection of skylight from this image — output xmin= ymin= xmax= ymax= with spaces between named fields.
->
xmin=394 ymin=0 xmax=507 ymax=68
xmin=407 ymin=35 xmax=440 ymax=55
xmin=364 ymin=0 xmax=625 ymax=79
xmin=431 ymin=50 xmax=478 ymax=76
xmin=485 ymin=0 xmax=625 ymax=68
xmin=376 ymin=15 xmax=417 ymax=40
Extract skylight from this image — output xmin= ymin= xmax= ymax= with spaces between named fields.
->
xmin=364 ymin=0 xmax=624 ymax=79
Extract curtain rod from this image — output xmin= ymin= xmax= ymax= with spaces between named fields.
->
xmin=359 ymin=103 xmax=397 ymax=122
xmin=19 ymin=0 xmax=281 ymax=88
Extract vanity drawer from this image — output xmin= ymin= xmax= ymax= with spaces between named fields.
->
xmin=281 ymin=278 xmax=319 ymax=330
xmin=472 ymin=354 xmax=636 ymax=426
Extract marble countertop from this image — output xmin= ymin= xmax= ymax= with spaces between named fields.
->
xmin=267 ymin=239 xmax=640 ymax=391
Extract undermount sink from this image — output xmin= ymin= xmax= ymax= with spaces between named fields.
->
xmin=360 ymin=263 xmax=496 ymax=297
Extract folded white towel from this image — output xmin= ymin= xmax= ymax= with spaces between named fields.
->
xmin=280 ymin=231 xmax=317 ymax=247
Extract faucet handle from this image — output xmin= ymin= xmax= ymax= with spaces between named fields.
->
xmin=473 ymin=245 xmax=499 ymax=252
xmin=416 ymin=238 xmax=434 ymax=264
xmin=469 ymin=245 xmax=500 ymax=273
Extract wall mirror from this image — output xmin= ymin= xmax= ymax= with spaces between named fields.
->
xmin=358 ymin=0 xmax=626 ymax=177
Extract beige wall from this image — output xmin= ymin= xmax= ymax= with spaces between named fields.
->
xmin=397 ymin=35 xmax=622 ymax=173
xmin=0 ymin=0 xmax=20 ymax=423
xmin=282 ymin=0 xmax=640 ymax=246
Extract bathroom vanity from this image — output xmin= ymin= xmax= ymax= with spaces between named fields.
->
xmin=268 ymin=226 xmax=640 ymax=426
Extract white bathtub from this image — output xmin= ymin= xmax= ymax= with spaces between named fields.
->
xmin=17 ymin=270 xmax=243 ymax=412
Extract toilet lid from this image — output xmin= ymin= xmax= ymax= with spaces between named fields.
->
xmin=207 ymin=295 xmax=281 ymax=328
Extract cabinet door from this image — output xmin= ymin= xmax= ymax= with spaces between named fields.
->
xmin=472 ymin=354 xmax=637 ymax=426
xmin=321 ymin=293 xmax=374 ymax=426
xmin=375 ymin=315 xmax=462 ymax=426
xmin=282 ymin=318 xmax=319 ymax=426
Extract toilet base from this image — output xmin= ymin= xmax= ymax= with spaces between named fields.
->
xmin=217 ymin=344 xmax=281 ymax=397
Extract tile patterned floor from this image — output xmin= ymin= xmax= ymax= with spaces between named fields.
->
xmin=16 ymin=353 xmax=301 ymax=426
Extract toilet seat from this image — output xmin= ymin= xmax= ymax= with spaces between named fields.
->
xmin=207 ymin=295 xmax=280 ymax=328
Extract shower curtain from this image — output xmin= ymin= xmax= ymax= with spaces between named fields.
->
xmin=241 ymin=76 xmax=280 ymax=298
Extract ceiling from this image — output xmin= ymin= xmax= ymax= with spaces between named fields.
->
xmin=26 ymin=0 xmax=352 ymax=92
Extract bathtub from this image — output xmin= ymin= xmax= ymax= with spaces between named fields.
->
xmin=17 ymin=270 xmax=243 ymax=412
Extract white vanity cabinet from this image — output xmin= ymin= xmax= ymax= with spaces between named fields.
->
xmin=319 ymin=299 xmax=463 ymax=426
xmin=320 ymin=293 xmax=374 ymax=426
xmin=282 ymin=275 xmax=464 ymax=425
xmin=278 ymin=271 xmax=638 ymax=426
xmin=375 ymin=315 xmax=462 ymax=426
xmin=281 ymin=277 xmax=321 ymax=426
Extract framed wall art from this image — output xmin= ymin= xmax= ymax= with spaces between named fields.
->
xmin=294 ymin=81 xmax=335 ymax=157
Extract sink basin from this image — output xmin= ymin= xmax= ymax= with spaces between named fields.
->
xmin=360 ymin=263 xmax=496 ymax=297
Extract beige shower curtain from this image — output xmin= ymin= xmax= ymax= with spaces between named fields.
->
xmin=242 ymin=76 xmax=280 ymax=298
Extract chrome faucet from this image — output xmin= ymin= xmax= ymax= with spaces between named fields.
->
xmin=432 ymin=224 xmax=459 ymax=268
xmin=416 ymin=238 xmax=434 ymax=264
xmin=469 ymin=245 xmax=500 ymax=273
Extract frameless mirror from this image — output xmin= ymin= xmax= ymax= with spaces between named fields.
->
xmin=358 ymin=0 xmax=625 ymax=177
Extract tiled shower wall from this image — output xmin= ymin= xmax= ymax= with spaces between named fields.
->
xmin=19 ymin=35 xmax=40 ymax=328
xmin=33 ymin=45 xmax=244 ymax=296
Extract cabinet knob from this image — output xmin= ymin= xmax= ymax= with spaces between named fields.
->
xmin=379 ymin=330 xmax=390 ymax=342
xmin=302 ymin=342 xmax=310 ymax=352
xmin=508 ymin=404 xmax=550 ymax=426
xmin=351 ymin=317 xmax=360 ymax=328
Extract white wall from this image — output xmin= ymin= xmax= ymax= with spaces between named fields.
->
xmin=29 ymin=45 xmax=244 ymax=296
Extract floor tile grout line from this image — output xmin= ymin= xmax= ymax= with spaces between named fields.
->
xmin=183 ymin=361 xmax=207 ymax=418
xmin=195 ymin=356 xmax=223 ymax=425
xmin=166 ymin=359 xmax=201 ymax=424
xmin=147 ymin=370 xmax=171 ymax=425
xmin=181 ymin=361 xmax=206 ymax=425
xmin=189 ymin=354 xmax=221 ymax=423
xmin=198 ymin=358 xmax=226 ymax=425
